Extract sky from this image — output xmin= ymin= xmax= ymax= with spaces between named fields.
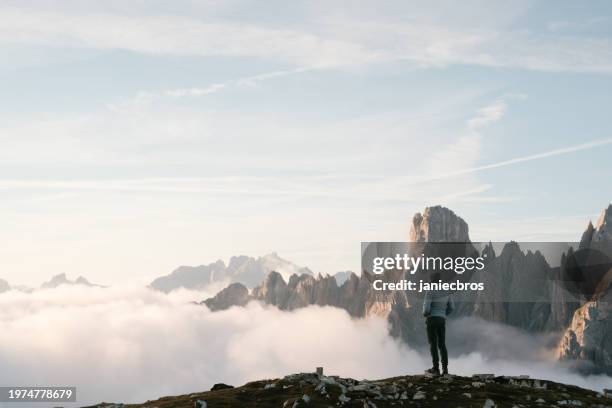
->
xmin=1 ymin=0 xmax=612 ymax=286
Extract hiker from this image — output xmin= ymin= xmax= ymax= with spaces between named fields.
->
xmin=422 ymin=272 xmax=454 ymax=376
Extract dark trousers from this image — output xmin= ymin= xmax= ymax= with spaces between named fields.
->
xmin=426 ymin=316 xmax=448 ymax=369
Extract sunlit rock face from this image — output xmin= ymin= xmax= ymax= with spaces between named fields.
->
xmin=557 ymin=293 xmax=612 ymax=375
xmin=203 ymin=282 xmax=250 ymax=311
xmin=580 ymin=204 xmax=612 ymax=247
xmin=410 ymin=206 xmax=470 ymax=243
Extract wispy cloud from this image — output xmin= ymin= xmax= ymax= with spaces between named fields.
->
xmin=2 ymin=5 xmax=612 ymax=73
xmin=118 ymin=67 xmax=313 ymax=107
xmin=427 ymin=138 xmax=612 ymax=181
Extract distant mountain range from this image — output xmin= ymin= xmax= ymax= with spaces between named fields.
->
xmin=41 ymin=273 xmax=103 ymax=289
xmin=0 ymin=273 xmax=103 ymax=293
xmin=0 ymin=253 xmax=347 ymax=294
xmin=149 ymin=252 xmax=350 ymax=292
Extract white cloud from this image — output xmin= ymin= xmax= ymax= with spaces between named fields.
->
xmin=1 ymin=4 xmax=612 ymax=73
xmin=0 ymin=286 xmax=609 ymax=407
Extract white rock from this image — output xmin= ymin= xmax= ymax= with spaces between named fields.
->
xmin=463 ymin=393 xmax=472 ymax=398
xmin=483 ymin=398 xmax=496 ymax=408
xmin=339 ymin=394 xmax=351 ymax=402
xmin=472 ymin=382 xmax=485 ymax=388
xmin=413 ymin=391 xmax=426 ymax=400
xmin=302 ymin=394 xmax=310 ymax=403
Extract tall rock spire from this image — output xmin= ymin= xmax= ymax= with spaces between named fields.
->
xmin=409 ymin=205 xmax=470 ymax=242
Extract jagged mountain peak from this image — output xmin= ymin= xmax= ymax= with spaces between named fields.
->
xmin=596 ymin=203 xmax=612 ymax=230
xmin=580 ymin=203 xmax=612 ymax=247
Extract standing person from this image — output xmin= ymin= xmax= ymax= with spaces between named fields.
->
xmin=422 ymin=272 xmax=454 ymax=376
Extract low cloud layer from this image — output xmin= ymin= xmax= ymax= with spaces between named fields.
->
xmin=0 ymin=286 xmax=609 ymax=407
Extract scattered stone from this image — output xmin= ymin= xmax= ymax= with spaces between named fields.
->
xmin=472 ymin=381 xmax=485 ymax=388
xmin=483 ymin=398 xmax=496 ymax=408
xmin=210 ymin=383 xmax=233 ymax=391
xmin=535 ymin=398 xmax=545 ymax=403
xmin=557 ymin=401 xmax=584 ymax=406
xmin=302 ymin=394 xmax=310 ymax=403
xmin=473 ymin=374 xmax=495 ymax=380
xmin=195 ymin=400 xmax=207 ymax=408
xmin=264 ymin=383 xmax=276 ymax=390
xmin=463 ymin=393 xmax=472 ymax=398
xmin=338 ymin=394 xmax=351 ymax=403
xmin=413 ymin=391 xmax=426 ymax=400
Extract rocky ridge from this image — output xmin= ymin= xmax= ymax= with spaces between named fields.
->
xmin=86 ymin=371 xmax=612 ymax=408
xmin=557 ymin=205 xmax=612 ymax=374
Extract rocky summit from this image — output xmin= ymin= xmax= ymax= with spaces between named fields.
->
xmin=86 ymin=371 xmax=612 ymax=408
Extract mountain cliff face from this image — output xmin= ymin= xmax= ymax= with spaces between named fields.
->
xmin=558 ymin=292 xmax=612 ymax=375
xmin=465 ymin=242 xmax=554 ymax=331
xmin=410 ymin=205 xmax=470 ymax=242
xmin=580 ymin=204 xmax=612 ymax=247
xmin=557 ymin=205 xmax=612 ymax=374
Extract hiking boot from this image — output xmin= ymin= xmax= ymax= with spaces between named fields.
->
xmin=442 ymin=368 xmax=449 ymax=375
xmin=425 ymin=367 xmax=440 ymax=376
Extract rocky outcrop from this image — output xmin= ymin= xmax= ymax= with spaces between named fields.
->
xmin=251 ymin=271 xmax=291 ymax=307
xmin=203 ymin=283 xmax=249 ymax=311
xmin=92 ymin=370 xmax=611 ymax=408
xmin=410 ymin=206 xmax=470 ymax=242
xmin=580 ymin=204 xmax=612 ymax=247
xmin=467 ymin=242 xmax=553 ymax=331
xmin=556 ymin=205 xmax=612 ymax=373
xmin=558 ymin=294 xmax=612 ymax=374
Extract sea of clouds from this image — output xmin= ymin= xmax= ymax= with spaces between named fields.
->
xmin=0 ymin=285 xmax=610 ymax=407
